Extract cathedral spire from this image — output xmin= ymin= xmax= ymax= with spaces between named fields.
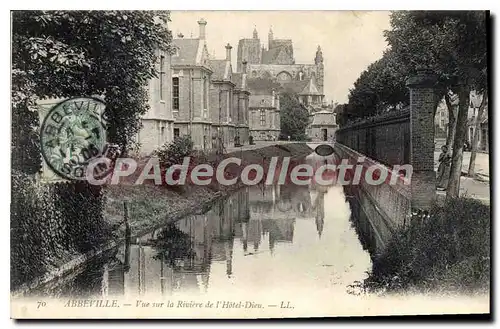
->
xmin=253 ymin=26 xmax=258 ymax=39
xmin=315 ymin=45 xmax=323 ymax=65
xmin=268 ymin=27 xmax=274 ymax=49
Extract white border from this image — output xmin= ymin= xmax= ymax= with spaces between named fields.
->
xmin=1 ymin=2 xmax=497 ymax=328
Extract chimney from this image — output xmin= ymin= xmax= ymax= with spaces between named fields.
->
xmin=242 ymin=60 xmax=248 ymax=74
xmin=225 ymin=43 xmax=232 ymax=61
xmin=197 ymin=18 xmax=207 ymax=40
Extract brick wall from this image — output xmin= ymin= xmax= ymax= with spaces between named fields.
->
xmin=336 ymin=108 xmax=411 ymax=167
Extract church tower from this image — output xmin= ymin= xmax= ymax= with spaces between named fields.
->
xmin=237 ymin=28 xmax=261 ymax=72
xmin=268 ymin=28 xmax=274 ymax=50
xmin=315 ymin=45 xmax=324 ymax=93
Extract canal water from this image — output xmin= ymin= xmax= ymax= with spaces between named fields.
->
xmin=29 ymin=152 xmax=373 ymax=302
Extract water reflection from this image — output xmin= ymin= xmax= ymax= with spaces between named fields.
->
xmin=30 ymin=154 xmax=372 ymax=299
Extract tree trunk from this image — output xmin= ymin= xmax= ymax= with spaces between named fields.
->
xmin=444 ymin=92 xmax=457 ymax=148
xmin=468 ymin=90 xmax=488 ymax=177
xmin=446 ymin=85 xmax=470 ymax=200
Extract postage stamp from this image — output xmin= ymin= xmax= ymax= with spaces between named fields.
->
xmin=38 ymin=97 xmax=108 ymax=182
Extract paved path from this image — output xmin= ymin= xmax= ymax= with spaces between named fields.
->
xmin=434 ymin=151 xmax=490 ymax=204
xmin=225 ymin=141 xmax=309 ymax=154
xmin=434 ymin=151 xmax=489 ymax=179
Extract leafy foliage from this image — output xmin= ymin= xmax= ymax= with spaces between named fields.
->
xmin=11 ymin=11 xmax=173 ymax=288
xmin=12 ymin=10 xmax=173 ymax=159
xmin=346 ymin=50 xmax=409 ymax=119
xmin=364 ymin=197 xmax=490 ymax=294
xmin=155 ymin=136 xmax=194 ymax=168
xmin=279 ymin=92 xmax=310 ymax=141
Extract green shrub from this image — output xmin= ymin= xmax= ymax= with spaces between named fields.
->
xmin=364 ymin=197 xmax=490 ymax=293
xmin=154 ymin=136 xmax=194 ymax=168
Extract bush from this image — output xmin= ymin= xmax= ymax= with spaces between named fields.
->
xmin=364 ymin=197 xmax=490 ymax=294
xmin=154 ymin=136 xmax=194 ymax=168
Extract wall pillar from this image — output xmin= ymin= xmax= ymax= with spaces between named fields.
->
xmin=406 ymin=69 xmax=437 ymax=210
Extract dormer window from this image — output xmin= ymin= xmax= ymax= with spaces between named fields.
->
xmin=172 ymin=47 xmax=179 ymax=57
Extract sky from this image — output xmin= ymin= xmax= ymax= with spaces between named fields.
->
xmin=169 ymin=11 xmax=391 ymax=104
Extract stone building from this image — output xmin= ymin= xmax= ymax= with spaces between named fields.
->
xmin=435 ymin=91 xmax=489 ymax=152
xmin=237 ymin=28 xmax=325 ymax=98
xmin=137 ymin=48 xmax=175 ymax=155
xmin=247 ymin=78 xmax=281 ymax=141
xmin=209 ymin=43 xmax=237 ymax=149
xmin=231 ymin=61 xmax=250 ymax=146
xmin=467 ymin=91 xmax=489 ymax=152
xmin=171 ymin=19 xmax=213 ymax=150
xmin=308 ymin=109 xmax=337 ymax=142
xmin=236 ymin=27 xmax=326 ymax=140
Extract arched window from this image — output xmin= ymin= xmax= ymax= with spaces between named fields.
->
xmin=277 ymin=71 xmax=292 ymax=81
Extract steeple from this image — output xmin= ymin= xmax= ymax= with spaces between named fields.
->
xmin=253 ymin=26 xmax=258 ymax=39
xmin=315 ymin=45 xmax=323 ymax=65
xmin=268 ymin=27 xmax=274 ymax=49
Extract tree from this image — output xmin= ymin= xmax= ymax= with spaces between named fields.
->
xmin=443 ymin=92 xmax=458 ymax=149
xmin=468 ymin=90 xmax=488 ymax=177
xmin=12 ymin=10 xmax=173 ymax=167
xmin=346 ymin=49 xmax=409 ymax=121
xmin=385 ymin=11 xmax=487 ymax=200
xmin=279 ymin=92 xmax=310 ymax=141
xmin=10 ymin=11 xmax=174 ymax=288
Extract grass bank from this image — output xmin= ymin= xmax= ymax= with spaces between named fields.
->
xmin=363 ymin=197 xmax=490 ymax=295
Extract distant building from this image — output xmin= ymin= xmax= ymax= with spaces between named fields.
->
xmin=247 ymin=78 xmax=281 ymax=141
xmin=435 ymin=91 xmax=488 ymax=152
xmin=467 ymin=91 xmax=489 ymax=152
xmin=308 ymin=109 xmax=337 ymax=142
xmin=236 ymin=27 xmax=326 ymax=140
xmin=171 ymin=19 xmax=213 ymax=150
xmin=237 ymin=28 xmax=324 ymax=97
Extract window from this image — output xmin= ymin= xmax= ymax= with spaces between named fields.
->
xmin=160 ymin=126 xmax=165 ymax=142
xmin=159 ymin=56 xmax=165 ymax=100
xmin=172 ymin=77 xmax=179 ymax=110
xmin=174 ymin=128 xmax=180 ymax=139
xmin=260 ymin=109 xmax=266 ymax=126
xmin=203 ymin=77 xmax=208 ymax=109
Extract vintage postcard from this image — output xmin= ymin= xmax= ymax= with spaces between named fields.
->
xmin=10 ymin=10 xmax=490 ymax=319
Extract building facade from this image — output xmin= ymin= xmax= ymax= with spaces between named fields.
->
xmin=248 ymin=90 xmax=280 ymax=141
xmin=308 ymin=109 xmax=337 ymax=142
xmin=137 ymin=48 xmax=175 ymax=155
xmin=171 ymin=19 xmax=213 ymax=150
xmin=209 ymin=44 xmax=237 ymax=150
xmin=237 ymin=28 xmax=325 ymax=97
xmin=231 ymin=61 xmax=250 ymax=146
xmin=435 ymin=91 xmax=489 ymax=152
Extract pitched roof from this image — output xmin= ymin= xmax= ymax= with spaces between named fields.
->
xmin=281 ymin=80 xmax=309 ymax=94
xmin=172 ymin=38 xmax=201 ymax=66
xmin=209 ymin=59 xmax=230 ymax=81
xmin=311 ymin=110 xmax=336 ymax=126
xmin=249 ymin=95 xmax=275 ymax=108
xmin=300 ymin=78 xmax=322 ymax=96
xmin=232 ymin=72 xmax=248 ymax=90
xmin=262 ymin=39 xmax=294 ymax=64
xmin=246 ymin=77 xmax=282 ymax=95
